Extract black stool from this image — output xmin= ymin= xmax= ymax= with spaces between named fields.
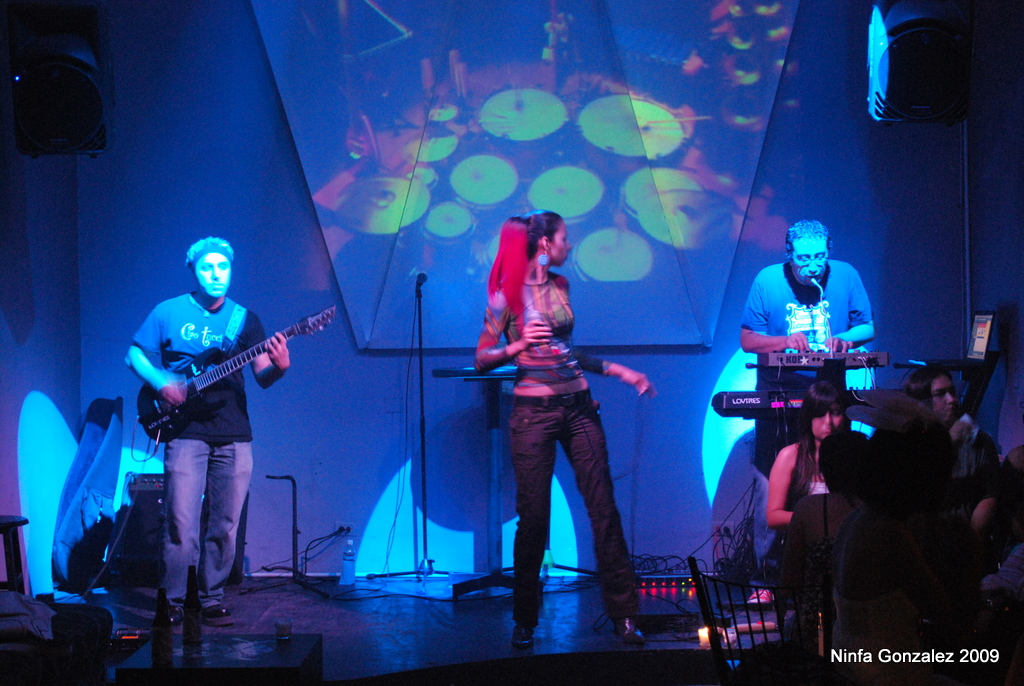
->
xmin=0 ymin=515 xmax=28 ymax=594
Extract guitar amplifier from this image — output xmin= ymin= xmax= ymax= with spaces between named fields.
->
xmin=107 ymin=473 xmax=165 ymax=587
xmin=107 ymin=472 xmax=249 ymax=588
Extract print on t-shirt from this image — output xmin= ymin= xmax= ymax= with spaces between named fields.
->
xmin=786 ymin=300 xmax=831 ymax=352
xmin=179 ymin=322 xmax=224 ymax=348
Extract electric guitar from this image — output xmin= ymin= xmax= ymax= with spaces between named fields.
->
xmin=137 ymin=306 xmax=336 ymax=442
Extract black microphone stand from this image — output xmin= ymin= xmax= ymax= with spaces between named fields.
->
xmin=365 ymin=274 xmax=446 ymax=582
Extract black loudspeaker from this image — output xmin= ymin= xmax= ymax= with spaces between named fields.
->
xmin=108 ymin=473 xmax=164 ymax=587
xmin=6 ymin=3 xmax=109 ymax=155
xmin=108 ymin=473 xmax=250 ymax=588
xmin=868 ymin=0 xmax=971 ymax=123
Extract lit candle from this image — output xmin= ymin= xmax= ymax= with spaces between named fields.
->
xmin=698 ymin=626 xmax=710 ymax=647
xmin=818 ymin=612 xmax=825 ymax=657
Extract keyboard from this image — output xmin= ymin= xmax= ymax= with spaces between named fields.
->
xmin=756 ymin=351 xmax=890 ymax=368
xmin=711 ymin=390 xmax=806 ymax=419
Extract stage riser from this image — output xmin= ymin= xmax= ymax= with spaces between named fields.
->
xmin=115 ymin=634 xmax=322 ymax=685
xmin=337 ymin=648 xmax=717 ymax=686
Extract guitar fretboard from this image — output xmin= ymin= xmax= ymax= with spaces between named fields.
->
xmin=188 ymin=323 xmax=303 ymax=394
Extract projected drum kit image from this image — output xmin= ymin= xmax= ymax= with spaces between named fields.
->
xmin=321 ymin=54 xmax=737 ymax=285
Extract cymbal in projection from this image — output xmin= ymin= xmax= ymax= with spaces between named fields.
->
xmin=450 ymin=154 xmax=519 ymax=206
xmin=425 ymin=201 xmax=474 ymax=240
xmin=410 ymin=133 xmax=459 ymax=162
xmin=479 ymin=88 xmax=568 ymax=141
xmin=428 ymin=103 xmax=459 ymax=122
xmin=335 ymin=177 xmax=430 ymax=235
xmin=412 ymin=165 xmax=438 ymax=188
xmin=623 ymin=167 xmax=705 ymax=247
xmin=574 ymin=228 xmax=653 ymax=282
xmin=528 ymin=166 xmax=604 ymax=219
xmin=579 ymin=94 xmax=686 ymax=159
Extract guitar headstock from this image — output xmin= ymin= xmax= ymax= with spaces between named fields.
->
xmin=297 ymin=306 xmax=337 ymax=335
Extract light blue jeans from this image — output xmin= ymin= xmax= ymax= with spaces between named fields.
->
xmin=161 ymin=439 xmax=252 ymax=607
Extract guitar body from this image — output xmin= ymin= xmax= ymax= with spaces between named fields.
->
xmin=136 ymin=306 xmax=336 ymax=443
xmin=137 ymin=385 xmax=191 ymax=443
xmin=136 ymin=347 xmax=223 ymax=442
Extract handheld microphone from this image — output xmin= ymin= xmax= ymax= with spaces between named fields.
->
xmin=416 ymin=273 xmax=428 ymax=286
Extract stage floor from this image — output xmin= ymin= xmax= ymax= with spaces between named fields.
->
xmin=87 ymin=573 xmax=718 ymax=684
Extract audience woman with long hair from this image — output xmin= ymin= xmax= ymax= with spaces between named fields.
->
xmin=766 ymin=380 xmax=848 ymax=530
xmin=780 ymin=430 xmax=866 ymax=650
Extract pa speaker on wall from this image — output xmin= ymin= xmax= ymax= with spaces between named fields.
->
xmin=868 ymin=0 xmax=971 ymax=123
xmin=7 ymin=3 xmax=110 ymax=155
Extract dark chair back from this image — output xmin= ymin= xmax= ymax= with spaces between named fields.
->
xmin=688 ymin=556 xmax=843 ymax=686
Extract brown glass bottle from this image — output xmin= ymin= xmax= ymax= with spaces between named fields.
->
xmin=183 ymin=564 xmax=202 ymax=645
xmin=152 ymin=587 xmax=173 ymax=666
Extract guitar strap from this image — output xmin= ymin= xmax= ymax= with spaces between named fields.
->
xmin=222 ymin=303 xmax=247 ymax=353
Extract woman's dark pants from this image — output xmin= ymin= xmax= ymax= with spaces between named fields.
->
xmin=509 ymin=393 xmax=639 ymax=628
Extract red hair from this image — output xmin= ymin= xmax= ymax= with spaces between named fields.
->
xmin=488 ymin=217 xmax=529 ymax=317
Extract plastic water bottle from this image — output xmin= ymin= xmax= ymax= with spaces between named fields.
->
xmin=341 ymin=539 xmax=356 ymax=586
xmin=539 ymin=549 xmax=553 ymax=603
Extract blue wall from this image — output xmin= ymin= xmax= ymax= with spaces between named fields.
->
xmin=968 ymin=0 xmax=1024 ymax=453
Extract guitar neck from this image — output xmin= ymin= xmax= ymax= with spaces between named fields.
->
xmin=189 ymin=324 xmax=300 ymax=393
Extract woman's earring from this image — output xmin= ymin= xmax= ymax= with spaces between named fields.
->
xmin=538 ymin=253 xmax=549 ymax=266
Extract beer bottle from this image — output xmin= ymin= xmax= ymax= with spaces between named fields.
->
xmin=152 ymin=587 xmax=173 ymax=666
xmin=183 ymin=564 xmax=202 ymax=645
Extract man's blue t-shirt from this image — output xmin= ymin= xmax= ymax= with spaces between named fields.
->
xmin=741 ymin=260 xmax=872 ymax=389
xmin=133 ymin=293 xmax=266 ymax=442
xmin=742 ymin=260 xmax=872 ymax=346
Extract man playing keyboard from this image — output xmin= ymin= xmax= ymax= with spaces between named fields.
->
xmin=739 ymin=219 xmax=876 ymax=587
xmin=741 ymin=219 xmax=874 ymax=360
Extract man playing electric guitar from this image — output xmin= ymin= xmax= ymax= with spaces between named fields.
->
xmin=126 ymin=237 xmax=290 ymax=626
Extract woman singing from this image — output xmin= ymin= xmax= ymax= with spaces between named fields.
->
xmin=475 ymin=211 xmax=655 ymax=649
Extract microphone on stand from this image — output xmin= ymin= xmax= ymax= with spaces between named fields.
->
xmin=411 ymin=269 xmax=438 ymax=576
xmin=810 ymin=277 xmax=824 ymax=303
xmin=810 ymin=277 xmax=837 ymax=354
